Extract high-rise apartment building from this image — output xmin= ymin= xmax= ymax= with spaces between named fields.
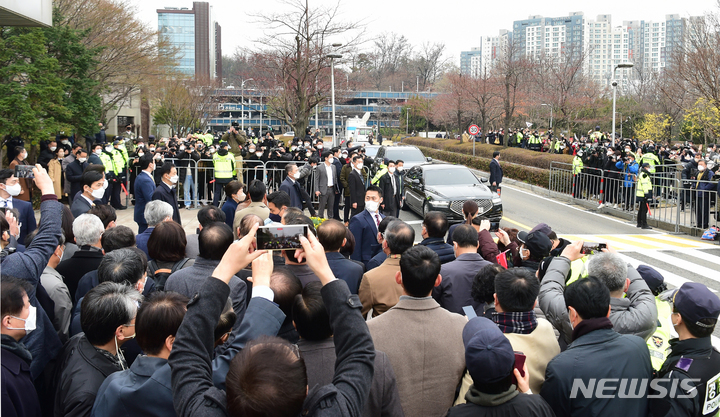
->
xmin=513 ymin=12 xmax=585 ymax=59
xmin=460 ymin=48 xmax=482 ymax=76
xmin=460 ymin=31 xmax=512 ymax=77
xmin=158 ymin=2 xmax=221 ymax=82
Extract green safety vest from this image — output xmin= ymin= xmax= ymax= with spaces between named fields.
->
xmin=566 ymin=256 xmax=590 ymax=286
xmin=640 ymin=153 xmax=660 ymax=174
xmin=372 ymin=165 xmax=387 ymax=185
xmin=636 ymin=171 xmax=652 ymax=197
xmin=590 ymin=131 xmax=603 ymax=142
xmin=213 ymin=153 xmax=235 ymax=178
xmin=111 ymin=149 xmax=126 ymax=171
xmin=648 ymin=298 xmax=673 ymax=371
xmin=516 ymin=132 xmax=523 ymax=143
xmin=117 ymin=144 xmax=129 ymax=164
xmin=572 ymin=156 xmax=584 ymax=175
xmin=99 ymin=152 xmax=119 ymax=176
xmin=203 ymin=133 xmax=214 ymax=146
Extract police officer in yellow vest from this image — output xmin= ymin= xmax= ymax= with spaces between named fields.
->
xmin=212 ymin=141 xmax=236 ymax=207
xmin=636 ymin=162 xmax=653 ymax=229
xmin=101 ymin=141 xmax=125 ymax=209
xmin=572 ymin=150 xmax=585 ymax=198
xmin=527 ymin=131 xmax=542 ymax=152
xmin=636 ymin=265 xmax=673 ymax=371
xmin=639 ymin=147 xmax=660 ymax=174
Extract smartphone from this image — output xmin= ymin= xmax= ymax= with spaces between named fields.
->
xmin=14 ymin=165 xmax=34 ymax=179
xmin=489 ymin=222 xmax=500 ymax=233
xmin=511 ymin=352 xmax=526 ymax=386
xmin=255 ymin=224 xmax=308 ymax=251
xmin=581 ymin=242 xmax=607 ymax=255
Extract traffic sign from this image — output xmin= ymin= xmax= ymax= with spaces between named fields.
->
xmin=468 ymin=125 xmax=480 ymax=135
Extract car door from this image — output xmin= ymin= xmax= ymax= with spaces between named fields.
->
xmin=404 ymin=166 xmax=424 ymax=213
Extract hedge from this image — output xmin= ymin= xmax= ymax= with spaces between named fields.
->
xmin=416 ymin=146 xmax=551 ymax=188
xmin=403 ymin=137 xmax=573 ymax=170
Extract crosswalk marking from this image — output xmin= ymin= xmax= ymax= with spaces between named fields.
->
xmin=634 ymin=250 xmax=720 ymax=283
xmin=616 ymin=253 xmax=695 ymax=290
xmin=624 ymin=235 xmax=698 ymax=249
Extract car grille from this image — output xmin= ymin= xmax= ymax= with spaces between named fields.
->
xmin=450 ymin=199 xmax=494 ymax=216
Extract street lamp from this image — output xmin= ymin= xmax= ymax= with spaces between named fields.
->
xmin=406 ymin=107 xmax=412 ymax=134
xmin=327 ymin=51 xmax=343 ymax=147
xmin=240 ymin=78 xmax=254 ymax=131
xmin=541 ymin=103 xmax=553 ymax=130
xmin=611 ymin=63 xmax=633 ymax=147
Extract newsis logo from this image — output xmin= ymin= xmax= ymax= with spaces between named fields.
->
xmin=569 ymin=378 xmax=699 ymax=399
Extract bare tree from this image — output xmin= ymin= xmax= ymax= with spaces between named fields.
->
xmin=250 ymin=0 xmax=364 ymax=138
xmin=151 ymin=76 xmax=218 ymax=136
xmin=465 ymin=65 xmax=502 ymax=135
xmin=495 ymin=35 xmax=529 ymax=146
xmin=413 ymin=42 xmax=448 ymax=91
xmin=368 ymin=32 xmax=413 ymax=90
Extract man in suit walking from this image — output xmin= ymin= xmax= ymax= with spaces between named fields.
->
xmin=348 ymin=155 xmax=366 ymax=219
xmin=368 ymin=245 xmax=467 ymax=417
xmin=349 ymin=185 xmax=384 ymax=267
xmin=314 ymin=153 xmax=339 ymax=219
xmin=0 ymin=169 xmax=37 ymax=244
xmin=134 ymin=154 xmax=157 ymax=233
xmin=279 ymin=163 xmax=304 ymax=210
xmin=489 ymin=150 xmax=503 ymax=193
xmin=65 ymin=149 xmax=88 ymax=205
xmin=379 ymin=160 xmax=401 ymax=217
xmin=152 ymin=163 xmax=181 ymax=225
xmin=70 ymin=170 xmax=106 ymax=218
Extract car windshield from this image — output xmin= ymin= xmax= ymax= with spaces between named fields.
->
xmin=424 ymin=168 xmax=480 ymax=186
xmin=364 ymin=146 xmax=380 ymax=158
xmin=384 ymin=147 xmax=425 ymax=162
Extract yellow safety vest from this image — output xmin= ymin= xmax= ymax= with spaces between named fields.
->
xmin=647 ymin=298 xmax=673 ymax=371
xmin=572 ymin=156 xmax=584 ymax=175
xmin=99 ymin=152 xmax=119 ymax=176
xmin=636 ymin=171 xmax=652 ymax=198
xmin=213 ymin=153 xmax=235 ymax=179
xmin=566 ymin=256 xmax=590 ymax=286
xmin=641 ymin=153 xmax=660 ymax=174
xmin=111 ymin=149 xmax=126 ymax=171
xmin=372 ymin=165 xmax=387 ymax=185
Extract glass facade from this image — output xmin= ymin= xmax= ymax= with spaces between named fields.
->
xmin=158 ymin=12 xmax=196 ymax=75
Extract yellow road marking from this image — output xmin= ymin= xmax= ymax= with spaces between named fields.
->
xmin=502 ymin=217 xmax=532 ymax=231
xmin=595 ymin=235 xmax=660 ymax=250
xmin=626 ymin=235 xmax=699 ymax=249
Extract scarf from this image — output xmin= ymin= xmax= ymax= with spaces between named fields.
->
xmin=465 ymin=384 xmax=519 ymax=407
xmin=571 ymin=316 xmax=613 ymax=341
xmin=1 ymin=334 xmax=32 ymax=364
xmin=492 ymin=310 xmax=538 ymax=334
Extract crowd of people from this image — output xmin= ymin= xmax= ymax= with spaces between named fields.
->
xmin=3 ymin=146 xmax=720 ymax=417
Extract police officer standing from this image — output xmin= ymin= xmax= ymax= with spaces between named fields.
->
xmin=636 ymin=162 xmax=653 ymax=229
xmin=572 ymin=150 xmax=585 ymax=199
xmin=212 ymin=141 xmax=235 ymax=207
xmin=650 ymin=282 xmax=720 ymax=417
xmin=222 ymin=122 xmax=246 ymax=182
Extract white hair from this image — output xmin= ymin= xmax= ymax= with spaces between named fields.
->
xmin=144 ymin=200 xmax=173 ymax=226
xmin=73 ymin=214 xmax=104 ymax=246
xmin=587 ymin=252 xmax=628 ymax=293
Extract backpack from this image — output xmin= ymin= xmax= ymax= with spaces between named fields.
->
xmin=148 ymin=258 xmax=190 ymax=290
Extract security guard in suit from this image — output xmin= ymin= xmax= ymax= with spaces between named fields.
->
xmin=212 ymin=141 xmax=236 ymax=207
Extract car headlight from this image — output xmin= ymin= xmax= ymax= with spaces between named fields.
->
xmin=431 ymin=200 xmax=450 ymax=208
xmin=492 ymin=197 xmax=502 ymax=205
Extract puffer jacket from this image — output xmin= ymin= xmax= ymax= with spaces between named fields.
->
xmin=418 ymin=237 xmax=456 ymax=264
xmin=538 ymin=256 xmax=657 ymax=345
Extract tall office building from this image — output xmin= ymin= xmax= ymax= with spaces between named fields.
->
xmin=158 ymin=2 xmax=222 ymax=82
xmin=460 ymin=47 xmax=482 ymax=76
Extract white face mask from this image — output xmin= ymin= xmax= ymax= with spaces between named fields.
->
xmin=235 ymin=191 xmax=246 ymax=202
xmin=256 ymin=152 xmax=263 ymax=157
xmin=179 ymin=145 xmax=185 ymax=151
xmin=102 ymin=180 xmax=109 ymax=190
xmin=7 ymin=305 xmax=36 ymax=334
xmin=50 ymin=146 xmax=57 ymax=151
xmin=328 ymin=157 xmax=334 ymax=164
xmin=105 ymin=146 xmax=113 ymax=152
xmin=4 ymin=183 xmax=22 ymax=197
xmin=698 ymin=166 xmax=706 ymax=172
xmin=389 ymin=167 xmax=396 ymax=173
xmin=78 ymin=157 xmax=87 ymax=163
xmin=137 ymin=152 xmax=144 ymax=158
xmin=356 ymin=163 xmax=363 ymax=170
xmin=149 ymin=147 xmax=156 ymax=152
xmin=293 ymin=172 xmax=301 ymax=179
xmin=95 ymin=149 xmax=102 ymax=156
xmin=91 ymin=187 xmax=105 ymax=199
xmin=397 ymin=166 xmax=403 ymax=172
xmin=365 ymin=200 xmax=380 ymax=213
xmin=169 ymin=175 xmax=179 ymax=184
xmin=317 ymin=145 xmax=323 ymax=149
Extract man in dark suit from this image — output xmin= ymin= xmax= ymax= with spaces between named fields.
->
xmin=432 ymin=224 xmax=491 ymax=316
xmin=489 ymin=150 xmax=503 ymax=193
xmin=70 ymin=170 xmax=105 ymax=218
xmin=65 ymin=149 xmax=88 ymax=205
xmin=379 ymin=160 xmax=401 ymax=217
xmin=134 ymin=154 xmax=157 ymax=233
xmin=317 ymin=219 xmax=364 ymax=294
xmin=279 ymin=163 xmax=304 ymax=210
xmin=0 ymin=169 xmax=37 ymax=244
xmin=151 ymin=163 xmax=181 ymax=225
xmin=55 ymin=213 xmax=105 ymax=303
xmin=349 ymin=185 xmax=384 ymax=267
xmin=88 ymin=143 xmax=103 ymax=166
xmin=313 ymin=153 xmax=339 ymax=219
xmin=348 ymin=155 xmax=366 ymax=219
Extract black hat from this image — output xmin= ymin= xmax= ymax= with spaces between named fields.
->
xmin=463 ymin=317 xmax=515 ymax=384
xmin=672 ymin=283 xmax=720 ymax=327
xmin=517 ymin=231 xmax=552 ymax=259
xmin=530 ymin=223 xmax=552 ymax=237
xmin=636 ymin=265 xmax=664 ymax=293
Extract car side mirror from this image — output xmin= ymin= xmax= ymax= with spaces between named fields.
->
xmin=412 ymin=178 xmax=420 ymax=185
xmin=480 ymin=177 xmax=489 ymax=184
xmin=426 ymin=157 xmax=433 ymax=162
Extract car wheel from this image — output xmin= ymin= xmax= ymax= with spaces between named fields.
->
xmin=401 ymin=191 xmax=410 ymax=211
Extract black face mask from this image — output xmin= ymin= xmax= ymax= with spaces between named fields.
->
xmin=218 ymin=148 xmax=228 ymax=156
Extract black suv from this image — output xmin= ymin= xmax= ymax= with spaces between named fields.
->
xmin=371 ymin=145 xmax=431 ymax=176
xmin=402 ymin=163 xmax=502 ymax=223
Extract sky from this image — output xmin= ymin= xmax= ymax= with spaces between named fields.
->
xmin=132 ymin=0 xmax=716 ymax=66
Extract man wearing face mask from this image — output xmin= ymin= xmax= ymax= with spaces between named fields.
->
xmin=71 ymin=170 xmax=106 ymax=218
xmin=349 ymin=185 xmax=385 ymax=267
xmin=279 ymin=163 xmax=305 ymax=210
xmin=636 ymin=162 xmax=654 ymax=229
xmin=134 ymin=155 xmax=158 ymax=234
xmin=99 ymin=142 xmax=124 ymax=210
xmin=54 ymin=281 xmax=142 ymax=417
xmin=0 ymin=169 xmax=37 ymax=244
xmin=1 ymin=275 xmax=43 ymax=417
xmin=314 ymin=153 xmax=339 ymax=219
xmin=211 ymin=142 xmax=236 ymax=208
xmin=694 ymin=158 xmax=715 ymax=230
xmin=348 ymin=155 xmax=367 ymax=219
xmin=177 ymin=142 xmax=200 ymax=210
xmin=152 ymin=163 xmax=182 ymax=225
xmin=378 ymin=160 xmax=401 ymax=217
